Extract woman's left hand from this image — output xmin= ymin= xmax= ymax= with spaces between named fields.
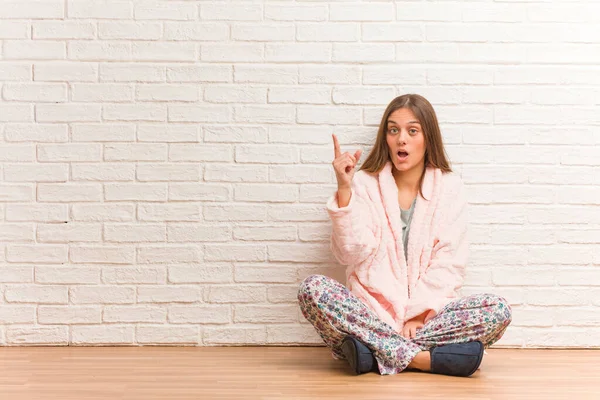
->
xmin=402 ymin=318 xmax=425 ymax=339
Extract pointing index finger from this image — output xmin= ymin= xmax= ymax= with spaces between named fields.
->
xmin=332 ymin=134 xmax=341 ymax=158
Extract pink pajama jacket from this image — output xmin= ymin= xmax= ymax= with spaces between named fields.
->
xmin=326 ymin=161 xmax=469 ymax=333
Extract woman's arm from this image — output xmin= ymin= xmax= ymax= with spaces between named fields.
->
xmin=404 ymin=176 xmax=469 ymax=322
xmin=336 ymin=186 xmax=352 ymax=208
xmin=327 ymin=180 xmax=379 ymax=266
xmin=328 ymin=134 xmax=377 ymax=266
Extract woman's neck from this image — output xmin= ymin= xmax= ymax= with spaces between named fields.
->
xmin=392 ymin=163 xmax=425 ymax=193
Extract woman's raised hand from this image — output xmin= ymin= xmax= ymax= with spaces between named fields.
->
xmin=332 ymin=134 xmax=362 ymax=190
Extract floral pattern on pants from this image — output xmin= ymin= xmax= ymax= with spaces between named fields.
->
xmin=298 ymin=274 xmax=512 ymax=375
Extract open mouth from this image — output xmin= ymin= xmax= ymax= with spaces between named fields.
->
xmin=397 ymin=151 xmax=409 ymax=160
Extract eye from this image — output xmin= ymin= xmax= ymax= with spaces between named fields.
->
xmin=409 ymin=128 xmax=418 ymax=135
xmin=388 ymin=127 xmax=398 ymax=134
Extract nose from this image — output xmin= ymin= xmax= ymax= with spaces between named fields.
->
xmin=397 ymin=129 xmax=408 ymax=144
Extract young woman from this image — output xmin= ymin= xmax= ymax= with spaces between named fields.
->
xmin=297 ymin=94 xmax=512 ymax=377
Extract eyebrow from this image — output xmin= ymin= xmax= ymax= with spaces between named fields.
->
xmin=387 ymin=120 xmax=421 ymax=125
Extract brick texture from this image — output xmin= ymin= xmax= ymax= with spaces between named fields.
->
xmin=0 ymin=0 xmax=598 ymax=348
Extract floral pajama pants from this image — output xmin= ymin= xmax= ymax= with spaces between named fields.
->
xmin=298 ymin=274 xmax=513 ymax=375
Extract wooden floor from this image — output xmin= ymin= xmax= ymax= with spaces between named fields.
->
xmin=0 ymin=347 xmax=597 ymax=399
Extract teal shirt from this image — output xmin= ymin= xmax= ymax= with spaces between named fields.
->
xmin=400 ymin=198 xmax=416 ymax=261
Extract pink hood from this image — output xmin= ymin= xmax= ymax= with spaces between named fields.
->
xmin=326 ymin=161 xmax=469 ymax=332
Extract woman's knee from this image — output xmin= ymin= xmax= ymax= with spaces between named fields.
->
xmin=297 ymin=274 xmax=326 ymax=301
xmin=484 ymin=293 xmax=513 ymax=327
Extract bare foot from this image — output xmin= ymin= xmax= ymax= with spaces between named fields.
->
xmin=407 ymin=351 xmax=431 ymax=372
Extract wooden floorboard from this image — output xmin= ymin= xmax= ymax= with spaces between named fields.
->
xmin=0 ymin=347 xmax=597 ymax=399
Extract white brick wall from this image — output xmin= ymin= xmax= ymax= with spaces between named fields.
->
xmin=0 ymin=0 xmax=599 ymax=348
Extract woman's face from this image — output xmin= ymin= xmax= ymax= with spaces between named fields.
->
xmin=385 ymin=107 xmax=426 ymax=173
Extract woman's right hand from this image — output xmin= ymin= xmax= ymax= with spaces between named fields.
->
xmin=332 ymin=134 xmax=362 ymax=190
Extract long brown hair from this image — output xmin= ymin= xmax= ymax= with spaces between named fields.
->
xmin=360 ymin=94 xmax=452 ymax=198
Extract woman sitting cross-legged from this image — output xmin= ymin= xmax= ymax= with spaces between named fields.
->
xmin=298 ymin=94 xmax=512 ymax=377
